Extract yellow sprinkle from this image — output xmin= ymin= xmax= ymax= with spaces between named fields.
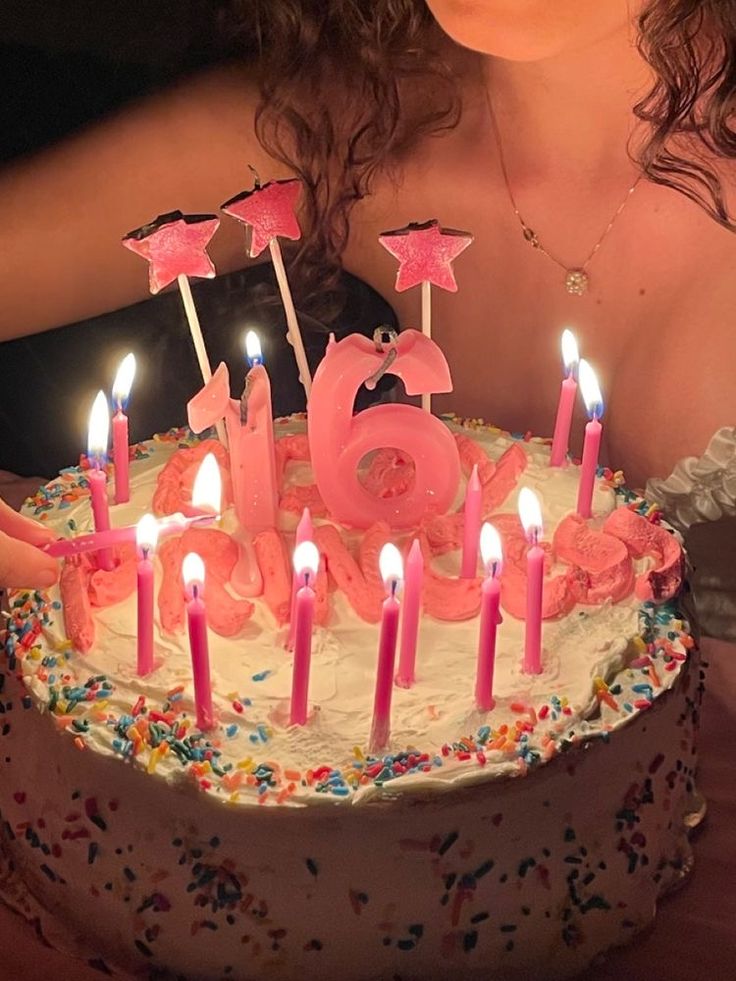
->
xmin=147 ymin=748 xmax=161 ymax=774
xmin=54 ymin=640 xmax=73 ymax=652
xmin=633 ymin=636 xmax=647 ymax=653
xmin=237 ymin=757 xmax=254 ymax=772
xmin=352 ymin=745 xmax=365 ymax=761
xmin=228 ymin=792 xmax=241 ymax=804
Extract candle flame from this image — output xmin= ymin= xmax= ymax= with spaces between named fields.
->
xmin=293 ymin=540 xmax=320 ymax=578
xmin=561 ymin=329 xmax=579 ymax=374
xmin=183 ymin=552 xmax=205 ymax=588
xmin=578 ymin=358 xmax=604 ymax=419
xmin=379 ymin=542 xmax=404 ymax=590
xmin=244 ymin=330 xmax=262 ymax=366
xmin=191 ymin=453 xmax=222 ymax=514
xmin=87 ymin=390 xmax=110 ymax=464
xmin=136 ymin=513 xmax=159 ymax=553
xmin=518 ymin=487 xmax=543 ymax=540
xmin=112 ymin=353 xmax=136 ymax=409
xmin=480 ymin=522 xmax=503 ymax=574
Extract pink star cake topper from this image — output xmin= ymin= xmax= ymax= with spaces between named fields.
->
xmin=379 ymin=219 xmax=473 ymax=293
xmin=221 ymin=177 xmax=302 ymax=258
xmin=122 ymin=211 xmax=219 ymax=294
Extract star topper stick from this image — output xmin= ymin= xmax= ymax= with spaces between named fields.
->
xmin=122 ymin=211 xmax=227 ymax=445
xmin=221 ymin=169 xmax=312 ymax=401
xmin=379 ymin=219 xmax=473 ymax=413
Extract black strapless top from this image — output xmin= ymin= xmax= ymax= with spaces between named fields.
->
xmin=0 ymin=266 xmax=398 ymax=477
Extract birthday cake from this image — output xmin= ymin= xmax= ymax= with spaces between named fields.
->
xmin=0 ymin=409 xmax=702 ymax=981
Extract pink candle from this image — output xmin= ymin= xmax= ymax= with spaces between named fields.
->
xmin=287 ymin=507 xmax=314 ymax=651
xmin=187 ymin=332 xmax=278 ymax=533
xmin=136 ymin=514 xmax=158 ymax=676
xmin=395 ymin=538 xmax=423 ymax=688
xmin=45 ymin=452 xmax=222 ymax=560
xmin=87 ymin=391 xmax=115 ymax=572
xmin=289 ymin=541 xmax=319 ymax=726
xmin=475 ymin=523 xmax=503 ymax=711
xmin=550 ymin=330 xmax=579 ymax=467
xmin=519 ymin=488 xmax=544 ymax=675
xmin=111 ymin=353 xmax=136 ymax=504
xmin=308 ymin=330 xmax=460 ymax=530
xmin=576 ymin=359 xmax=605 ymax=519
xmin=183 ymin=552 xmax=214 ymax=731
xmin=460 ymin=464 xmax=482 ymax=578
xmin=369 ymin=544 xmax=403 ymax=753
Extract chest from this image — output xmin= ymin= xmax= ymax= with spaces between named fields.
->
xmin=342 ymin=159 xmax=734 ymax=487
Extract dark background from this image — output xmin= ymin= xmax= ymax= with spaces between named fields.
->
xmin=0 ymin=5 xmax=398 ymax=476
xmin=0 ymin=2 xmax=225 ymax=164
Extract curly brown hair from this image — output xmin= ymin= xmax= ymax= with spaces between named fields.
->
xmin=224 ymin=0 xmax=736 ymax=309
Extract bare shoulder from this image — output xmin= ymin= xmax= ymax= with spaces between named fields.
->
xmin=0 ymin=63 xmax=285 ymax=338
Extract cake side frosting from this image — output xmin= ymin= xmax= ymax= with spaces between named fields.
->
xmin=0 ymin=416 xmax=702 ymax=981
xmin=4 ymin=418 xmax=692 ymax=808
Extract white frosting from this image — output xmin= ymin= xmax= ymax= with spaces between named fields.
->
xmin=18 ymin=419 xmax=688 ymax=808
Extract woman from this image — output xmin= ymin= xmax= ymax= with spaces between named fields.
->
xmin=1 ymin=1 xmax=734 ymax=604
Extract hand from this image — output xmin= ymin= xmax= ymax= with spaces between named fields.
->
xmin=0 ymin=498 xmax=59 ymax=590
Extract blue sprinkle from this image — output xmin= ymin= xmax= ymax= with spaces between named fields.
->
xmin=251 ymin=670 xmax=273 ymax=683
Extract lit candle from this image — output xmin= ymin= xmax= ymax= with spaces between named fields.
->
xmin=289 ymin=540 xmax=320 ymax=726
xmin=369 ymin=543 xmax=403 ymax=753
xmin=111 ymin=353 xmax=136 ymax=504
xmin=576 ymin=359 xmax=604 ymax=519
xmin=43 ymin=452 xmax=222 ymax=559
xmin=475 ymin=523 xmax=503 ymax=711
xmin=286 ymin=507 xmax=314 ymax=651
xmin=183 ymin=552 xmax=214 ymax=731
xmin=87 ymin=390 xmax=115 ymax=571
xmin=188 ymin=332 xmax=277 ymax=536
xmin=550 ymin=329 xmax=579 ymax=467
xmin=519 ymin=488 xmax=544 ymax=675
xmin=136 ymin=513 xmax=158 ymax=677
xmin=460 ymin=464 xmax=482 ymax=578
xmin=395 ymin=538 xmax=423 ymax=688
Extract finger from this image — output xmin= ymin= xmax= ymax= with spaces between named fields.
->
xmin=0 ymin=498 xmax=55 ymax=546
xmin=0 ymin=529 xmax=59 ymax=590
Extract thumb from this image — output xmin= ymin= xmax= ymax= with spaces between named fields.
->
xmin=0 ymin=529 xmax=59 ymax=590
xmin=0 ymin=498 xmax=55 ymax=547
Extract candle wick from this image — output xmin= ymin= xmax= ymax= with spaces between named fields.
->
xmin=390 ymin=578 xmax=399 ymax=599
xmin=303 ymin=570 xmax=311 ymax=589
xmin=191 ymin=582 xmax=199 ymax=601
xmin=141 ymin=545 xmax=150 ymax=562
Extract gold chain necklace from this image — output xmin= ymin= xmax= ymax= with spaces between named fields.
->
xmin=487 ymin=96 xmax=641 ymax=296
